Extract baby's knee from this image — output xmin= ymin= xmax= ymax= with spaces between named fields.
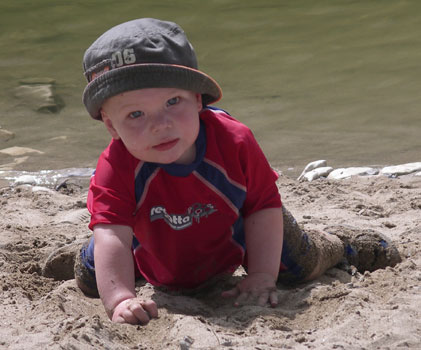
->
xmin=74 ymin=240 xmax=99 ymax=298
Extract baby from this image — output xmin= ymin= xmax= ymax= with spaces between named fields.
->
xmin=67 ymin=18 xmax=400 ymax=325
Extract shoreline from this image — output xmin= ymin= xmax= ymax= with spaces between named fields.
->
xmin=1 ymin=160 xmax=420 ymax=189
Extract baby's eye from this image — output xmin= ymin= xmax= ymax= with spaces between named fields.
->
xmin=128 ymin=111 xmax=144 ymax=119
xmin=167 ymin=97 xmax=180 ymax=106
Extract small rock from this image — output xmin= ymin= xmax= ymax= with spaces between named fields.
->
xmin=31 ymin=186 xmax=56 ymax=194
xmin=48 ymin=135 xmax=68 ymax=142
xmin=0 ymin=156 xmax=29 ymax=171
xmin=301 ymin=166 xmax=333 ymax=181
xmin=327 ymin=167 xmax=378 ymax=180
xmin=297 ymin=160 xmax=327 ymax=181
xmin=179 ymin=336 xmax=194 ymax=350
xmin=0 ymin=146 xmax=44 ymax=156
xmin=221 ymin=339 xmax=233 ymax=346
xmin=295 ymin=335 xmax=306 ymax=343
xmin=14 ymin=79 xmax=64 ymax=113
xmin=383 ymin=221 xmax=396 ymax=228
xmin=380 ymin=162 xmax=421 ymax=176
xmin=0 ymin=128 xmax=15 ymax=141
xmin=14 ymin=175 xmax=38 ymax=185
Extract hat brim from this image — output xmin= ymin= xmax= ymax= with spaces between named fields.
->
xmin=83 ymin=63 xmax=222 ymax=120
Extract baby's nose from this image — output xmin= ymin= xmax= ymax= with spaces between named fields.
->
xmin=151 ymin=112 xmax=172 ymax=131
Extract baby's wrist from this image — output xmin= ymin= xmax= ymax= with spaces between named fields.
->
xmin=247 ymin=271 xmax=278 ymax=281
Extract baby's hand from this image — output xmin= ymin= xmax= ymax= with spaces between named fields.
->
xmin=112 ymin=297 xmax=158 ymax=325
xmin=221 ymin=272 xmax=278 ymax=307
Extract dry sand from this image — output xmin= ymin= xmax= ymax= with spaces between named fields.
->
xmin=0 ymin=173 xmax=420 ymax=350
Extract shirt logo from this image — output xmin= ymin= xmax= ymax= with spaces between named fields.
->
xmin=150 ymin=203 xmax=217 ymax=230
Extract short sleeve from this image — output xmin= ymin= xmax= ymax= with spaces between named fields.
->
xmin=239 ymin=129 xmax=282 ymax=217
xmin=87 ymin=140 xmax=138 ymax=230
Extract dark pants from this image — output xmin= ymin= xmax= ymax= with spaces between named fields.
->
xmin=75 ymin=207 xmax=342 ymax=296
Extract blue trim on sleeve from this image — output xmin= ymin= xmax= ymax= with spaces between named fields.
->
xmin=134 ymin=162 xmax=159 ymax=203
xmin=132 ymin=235 xmax=140 ymax=250
xmin=196 ymin=161 xmax=247 ymax=212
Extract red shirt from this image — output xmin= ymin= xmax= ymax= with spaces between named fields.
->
xmin=88 ymin=108 xmax=281 ymax=288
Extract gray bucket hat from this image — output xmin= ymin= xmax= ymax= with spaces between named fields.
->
xmin=82 ymin=18 xmax=222 ymax=120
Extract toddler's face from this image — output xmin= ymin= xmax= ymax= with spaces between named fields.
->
xmin=101 ymin=88 xmax=202 ymax=164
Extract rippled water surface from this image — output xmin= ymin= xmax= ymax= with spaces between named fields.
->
xmin=1 ymin=0 xmax=420 ymax=178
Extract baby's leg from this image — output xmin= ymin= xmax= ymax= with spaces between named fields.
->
xmin=74 ymin=236 xmax=145 ymax=297
xmin=278 ymin=207 xmax=401 ymax=284
xmin=42 ymin=237 xmax=99 ymax=296
xmin=74 ymin=238 xmax=99 ymax=297
xmin=323 ymin=225 xmax=401 ymax=272
xmin=277 ymin=207 xmax=344 ymax=284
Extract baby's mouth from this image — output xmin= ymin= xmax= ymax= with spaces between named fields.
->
xmin=152 ymin=139 xmax=179 ymax=151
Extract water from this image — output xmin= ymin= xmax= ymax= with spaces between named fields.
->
xmin=1 ymin=0 xmax=420 ymax=180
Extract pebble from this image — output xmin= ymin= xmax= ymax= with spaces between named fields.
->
xmin=14 ymin=78 xmax=64 ymax=113
xmin=31 ymin=186 xmax=56 ymax=194
xmin=179 ymin=336 xmax=194 ymax=350
xmin=298 ymin=160 xmax=421 ymax=182
xmin=13 ymin=175 xmax=38 ymax=185
xmin=380 ymin=162 xmax=421 ymax=176
xmin=0 ymin=128 xmax=15 ymax=141
xmin=383 ymin=221 xmax=396 ymax=229
xmin=297 ymin=160 xmax=327 ymax=181
xmin=0 ymin=156 xmax=29 ymax=171
xmin=327 ymin=167 xmax=378 ymax=180
xmin=301 ymin=167 xmax=333 ymax=182
xmin=0 ymin=146 xmax=44 ymax=156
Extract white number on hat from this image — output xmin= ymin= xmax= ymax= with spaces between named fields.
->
xmin=111 ymin=49 xmax=136 ymax=68
xmin=123 ymin=48 xmax=136 ymax=64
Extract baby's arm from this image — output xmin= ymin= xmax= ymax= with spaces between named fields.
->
xmin=93 ymin=224 xmax=158 ymax=324
xmin=222 ymin=207 xmax=283 ymax=307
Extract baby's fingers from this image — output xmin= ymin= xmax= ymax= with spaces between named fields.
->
xmin=222 ymin=284 xmax=278 ymax=307
xmin=113 ymin=315 xmax=125 ymax=323
xmin=234 ymin=291 xmax=250 ymax=307
xmin=128 ymin=299 xmax=158 ymax=325
xmin=257 ymin=290 xmax=278 ymax=307
xmin=141 ymin=300 xmax=159 ymax=319
xmin=112 ymin=299 xmax=158 ymax=325
xmin=257 ymin=291 xmax=269 ymax=307
xmin=113 ymin=308 xmax=141 ymax=324
xmin=130 ymin=303 xmax=152 ymax=325
xmin=222 ymin=287 xmax=248 ymax=306
xmin=269 ymin=290 xmax=278 ymax=307
xmin=221 ymin=287 xmax=240 ymax=299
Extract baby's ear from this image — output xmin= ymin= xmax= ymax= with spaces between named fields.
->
xmin=100 ymin=110 xmax=120 ymax=140
xmin=196 ymin=93 xmax=203 ymax=111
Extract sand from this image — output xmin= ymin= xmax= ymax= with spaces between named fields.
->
xmin=0 ymin=173 xmax=420 ymax=350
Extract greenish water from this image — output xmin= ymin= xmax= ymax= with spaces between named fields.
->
xmin=1 ymin=0 xmax=420 ymax=178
